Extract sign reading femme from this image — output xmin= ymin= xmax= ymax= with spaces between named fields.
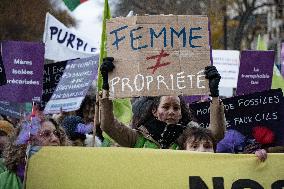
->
xmin=189 ymin=89 xmax=284 ymax=145
xmin=44 ymin=56 xmax=99 ymax=114
xmin=0 ymin=41 xmax=44 ymax=103
xmin=107 ymin=15 xmax=211 ymax=98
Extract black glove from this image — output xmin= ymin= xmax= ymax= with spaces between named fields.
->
xmin=100 ymin=57 xmax=115 ymax=90
xmin=204 ymin=66 xmax=221 ymax=97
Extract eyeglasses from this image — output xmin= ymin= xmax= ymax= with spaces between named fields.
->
xmin=39 ymin=129 xmax=61 ymax=139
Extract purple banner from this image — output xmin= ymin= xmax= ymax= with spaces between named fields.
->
xmin=44 ymin=55 xmax=99 ymax=114
xmin=236 ymin=50 xmax=274 ymax=96
xmin=281 ymin=43 xmax=284 ymax=76
xmin=0 ymin=41 xmax=44 ymax=103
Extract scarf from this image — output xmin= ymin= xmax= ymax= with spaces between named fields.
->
xmin=142 ymin=118 xmax=186 ymax=149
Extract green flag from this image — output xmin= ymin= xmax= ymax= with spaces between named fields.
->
xmin=271 ymin=66 xmax=284 ymax=92
xmin=98 ymin=0 xmax=132 ymax=125
xmin=63 ymin=0 xmax=88 ymax=11
xmin=256 ymin=34 xmax=267 ymax=51
xmin=256 ymin=35 xmax=284 ymax=92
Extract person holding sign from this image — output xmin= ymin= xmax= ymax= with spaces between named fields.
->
xmin=98 ymin=57 xmax=225 ymax=149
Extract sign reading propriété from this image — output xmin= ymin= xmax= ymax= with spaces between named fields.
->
xmin=107 ymin=15 xmax=211 ymax=98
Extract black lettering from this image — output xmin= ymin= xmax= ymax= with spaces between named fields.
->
xmin=66 ymin=33 xmax=75 ymax=48
xmin=76 ymin=38 xmax=84 ymax=50
xmin=57 ymin=29 xmax=67 ymax=43
xmin=212 ymin=177 xmax=224 ymax=189
xmin=232 ymin=179 xmax=264 ymax=189
xmin=50 ymin=26 xmax=58 ymax=40
xmin=189 ymin=176 xmax=224 ymax=189
xmin=83 ymin=43 xmax=87 ymax=51
xmin=272 ymin=180 xmax=284 ymax=189
xmin=189 ymin=176 xmax=209 ymax=189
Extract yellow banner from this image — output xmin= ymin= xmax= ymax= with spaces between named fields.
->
xmin=26 ymin=147 xmax=284 ymax=189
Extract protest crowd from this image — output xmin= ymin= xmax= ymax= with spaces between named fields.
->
xmin=0 ymin=0 xmax=284 ymax=188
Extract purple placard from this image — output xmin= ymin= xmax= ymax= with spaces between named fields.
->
xmin=281 ymin=43 xmax=284 ymax=77
xmin=0 ymin=41 xmax=44 ymax=103
xmin=236 ymin=50 xmax=275 ymax=96
xmin=183 ymin=95 xmax=209 ymax=106
xmin=44 ymin=55 xmax=99 ymax=114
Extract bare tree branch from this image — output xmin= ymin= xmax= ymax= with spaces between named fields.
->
xmin=253 ymin=3 xmax=275 ymax=10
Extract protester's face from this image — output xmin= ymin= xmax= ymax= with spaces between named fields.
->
xmin=35 ymin=121 xmax=60 ymax=146
xmin=185 ymin=139 xmax=214 ymax=152
xmin=0 ymin=131 xmax=8 ymax=152
xmin=153 ymin=96 xmax=182 ymax=125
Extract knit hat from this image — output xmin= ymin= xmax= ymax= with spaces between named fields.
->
xmin=61 ymin=116 xmax=92 ymax=141
xmin=0 ymin=120 xmax=14 ymax=136
xmin=252 ymin=126 xmax=275 ymax=145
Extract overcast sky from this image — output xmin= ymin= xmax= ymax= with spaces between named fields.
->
xmin=69 ymin=0 xmax=104 ymax=48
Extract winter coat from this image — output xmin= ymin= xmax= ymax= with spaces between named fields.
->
xmin=100 ymin=97 xmax=225 ymax=149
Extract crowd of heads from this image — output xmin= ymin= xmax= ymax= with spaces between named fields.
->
xmin=0 ymin=91 xmax=272 ymax=185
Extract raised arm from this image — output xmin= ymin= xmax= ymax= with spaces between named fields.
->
xmin=99 ymin=57 xmax=139 ymax=147
xmin=205 ymin=66 xmax=225 ymax=142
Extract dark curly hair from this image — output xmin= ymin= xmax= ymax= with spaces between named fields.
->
xmin=131 ymin=96 xmax=194 ymax=129
xmin=177 ymin=126 xmax=216 ymax=151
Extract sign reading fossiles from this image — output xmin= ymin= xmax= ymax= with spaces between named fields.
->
xmin=107 ymin=15 xmax=211 ymax=98
xmin=44 ymin=56 xmax=99 ymax=114
xmin=0 ymin=41 xmax=44 ymax=103
xmin=189 ymin=89 xmax=284 ymax=145
xmin=42 ymin=61 xmax=67 ymax=107
xmin=236 ymin=50 xmax=274 ymax=95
